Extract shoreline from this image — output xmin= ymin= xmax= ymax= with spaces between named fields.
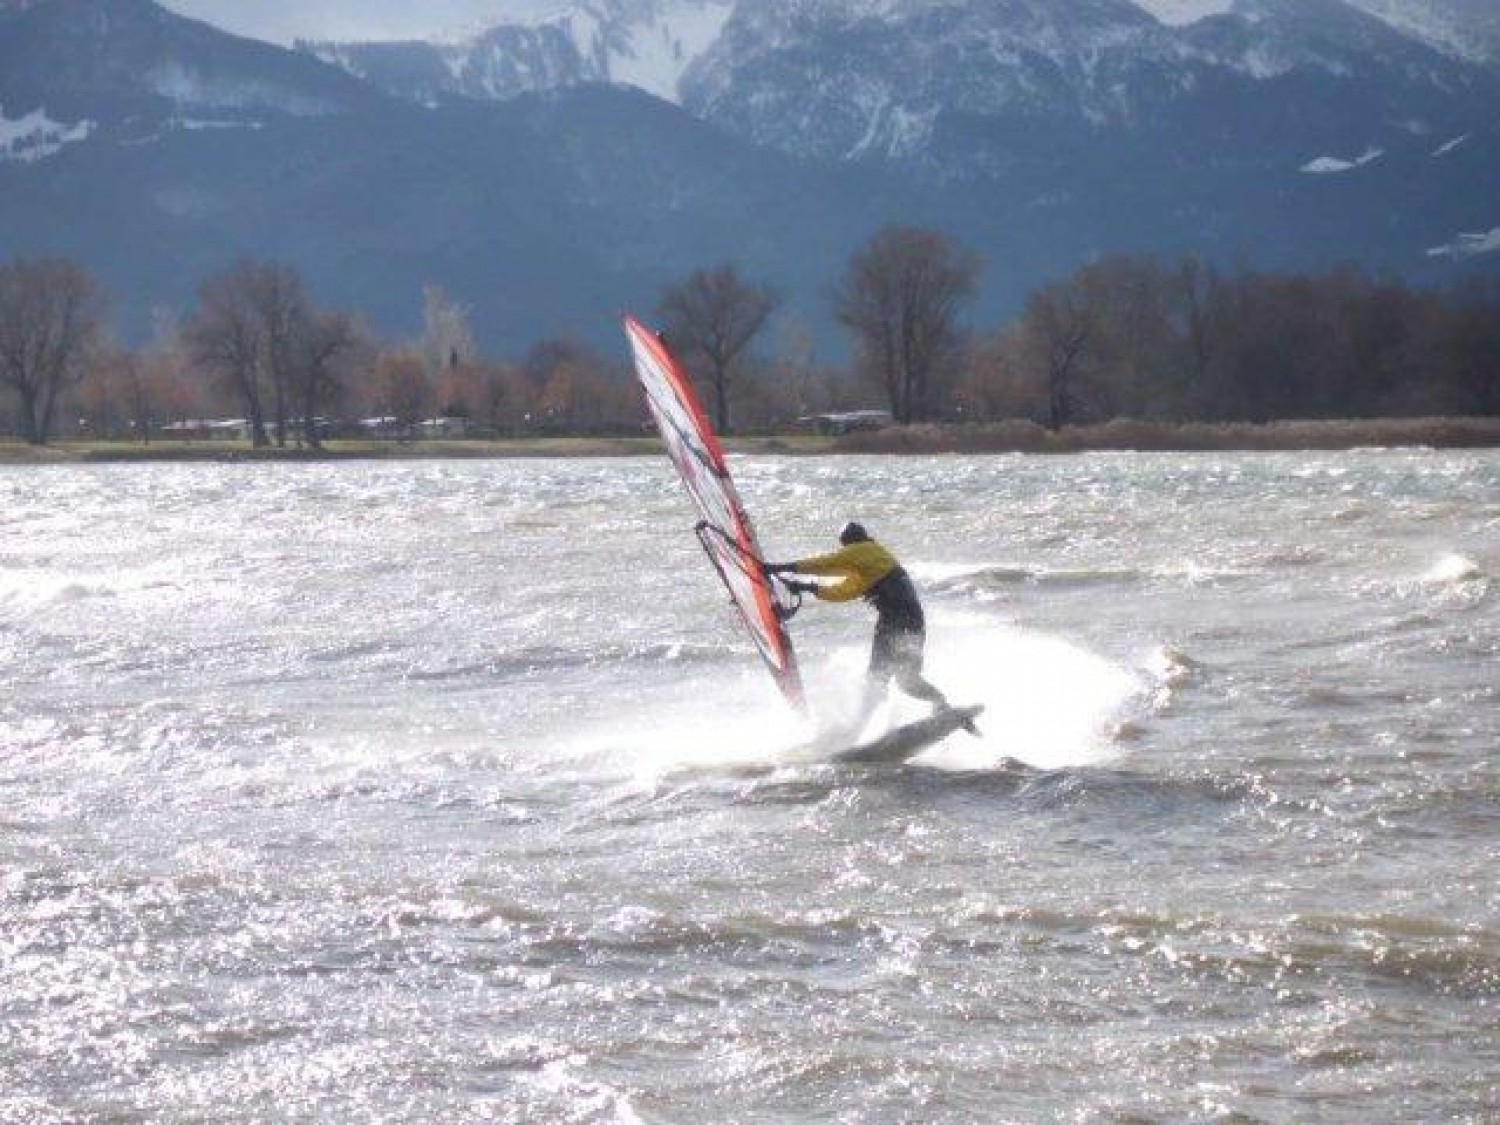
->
xmin=3 ymin=417 xmax=1498 ymax=463
xmin=832 ymin=416 xmax=1500 ymax=454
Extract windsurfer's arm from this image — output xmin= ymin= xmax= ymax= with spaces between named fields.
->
xmin=785 ymin=548 xmax=856 ymax=576
xmin=785 ymin=548 xmax=868 ymax=602
xmin=762 ymin=561 xmax=819 ymax=597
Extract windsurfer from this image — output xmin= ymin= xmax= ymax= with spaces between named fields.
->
xmin=767 ymin=522 xmax=978 ymax=735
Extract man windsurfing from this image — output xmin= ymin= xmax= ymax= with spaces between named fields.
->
xmin=767 ymin=522 xmax=978 ymax=735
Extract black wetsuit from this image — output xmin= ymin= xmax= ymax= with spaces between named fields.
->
xmin=866 ymin=565 xmax=928 ymax=681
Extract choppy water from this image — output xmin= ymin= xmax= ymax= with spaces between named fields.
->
xmin=1 ymin=451 xmax=1496 ymax=1123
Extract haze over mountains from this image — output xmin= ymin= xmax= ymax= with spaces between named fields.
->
xmin=1 ymin=0 xmax=1496 ymax=352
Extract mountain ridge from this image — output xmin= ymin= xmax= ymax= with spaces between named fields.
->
xmin=286 ymin=0 xmax=1500 ymax=102
xmin=286 ymin=0 xmax=1500 ymax=174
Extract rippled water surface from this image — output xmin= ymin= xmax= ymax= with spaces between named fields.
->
xmin=2 ymin=452 xmax=1496 ymax=1122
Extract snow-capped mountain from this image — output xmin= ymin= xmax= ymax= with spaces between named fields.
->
xmin=296 ymin=0 xmax=1500 ymax=108
xmin=300 ymin=0 xmax=1499 ymax=174
xmin=301 ymin=0 xmax=734 ymax=106
xmin=671 ymin=0 xmax=1497 ymax=174
xmin=1330 ymin=0 xmax=1500 ymax=63
xmin=1136 ymin=0 xmax=1500 ymax=61
xmin=680 ymin=0 xmax=1180 ymax=162
xmin=301 ymin=24 xmax=599 ymax=109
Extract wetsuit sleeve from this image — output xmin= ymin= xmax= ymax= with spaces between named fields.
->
xmin=789 ymin=548 xmax=856 ymax=576
xmin=811 ymin=578 xmax=868 ymax=603
xmin=791 ymin=547 xmax=873 ymax=602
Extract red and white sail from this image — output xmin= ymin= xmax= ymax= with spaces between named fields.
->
xmin=623 ymin=315 xmax=806 ymax=713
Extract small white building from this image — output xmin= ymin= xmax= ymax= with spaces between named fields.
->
xmin=799 ymin=410 xmax=894 ymax=436
xmin=160 ymin=419 xmax=253 ymax=441
xmin=418 ymin=416 xmax=474 ymax=439
xmin=358 ymin=417 xmax=406 ymax=439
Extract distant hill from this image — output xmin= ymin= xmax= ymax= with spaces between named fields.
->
xmin=0 ymin=0 xmax=383 ymax=124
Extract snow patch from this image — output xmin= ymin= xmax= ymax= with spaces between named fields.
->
xmin=148 ymin=61 xmax=344 ymax=116
xmin=1426 ymin=227 xmax=1500 ymax=259
xmin=176 ymin=117 xmax=264 ymax=131
xmin=1131 ymin=0 xmax=1234 ymax=26
xmin=1343 ymin=0 xmax=1498 ymax=65
xmin=844 ymin=92 xmax=937 ymax=160
xmin=598 ymin=1 xmax=734 ymax=102
xmin=162 ymin=1 xmax=580 ymax=46
xmin=0 ymin=105 xmax=94 ymax=164
xmin=1237 ymin=45 xmax=1296 ymax=80
xmin=1299 ymin=147 xmax=1384 ymax=174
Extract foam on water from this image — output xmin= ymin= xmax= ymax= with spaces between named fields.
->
xmin=919 ymin=617 xmax=1144 ymax=770
xmin=571 ymin=616 xmax=1145 ymax=780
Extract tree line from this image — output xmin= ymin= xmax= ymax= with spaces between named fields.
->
xmin=969 ymin=257 xmax=1500 ymax=427
xmin=2 ymin=228 xmax=1497 ymax=447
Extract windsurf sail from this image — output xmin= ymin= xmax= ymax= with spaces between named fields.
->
xmin=622 ymin=315 xmax=807 ymax=713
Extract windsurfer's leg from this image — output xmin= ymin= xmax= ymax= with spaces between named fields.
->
xmin=898 ymin=667 xmax=978 ymax=735
xmin=887 ymin=629 xmax=948 ymax=711
xmin=853 ymin=626 xmax=900 ymax=731
xmin=891 ymin=631 xmax=977 ymax=734
xmin=896 ymin=668 xmax=949 ymax=710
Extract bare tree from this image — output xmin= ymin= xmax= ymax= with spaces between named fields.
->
xmin=121 ymin=352 xmax=151 ymax=442
xmin=834 ymin=227 xmax=981 ymax=424
xmin=185 ymin=263 xmax=272 ymax=447
xmin=1176 ymin=256 xmax=1219 ymax=413
xmin=185 ymin=261 xmax=342 ymax=448
xmin=1021 ymin=284 xmax=1094 ymax=431
xmin=77 ymin=347 xmax=143 ymax=441
xmin=120 ymin=349 xmax=196 ymax=443
xmin=475 ymin=363 xmax=513 ymax=435
xmin=421 ymin=285 xmax=477 ymax=380
xmin=658 ymin=264 xmax=777 ymax=434
xmin=752 ymin=316 xmax=839 ymax=425
xmin=1059 ymin=257 xmax=1192 ymax=421
xmin=957 ymin=326 xmax=1043 ymax=422
xmin=0 ymin=258 xmax=104 ymax=445
xmin=246 ymin=263 xmax=308 ymax=447
xmin=375 ymin=350 xmax=432 ymax=437
xmin=1443 ymin=276 xmax=1500 ymax=415
xmin=290 ymin=308 xmax=359 ymax=451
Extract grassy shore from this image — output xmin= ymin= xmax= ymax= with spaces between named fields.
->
xmin=832 ymin=416 xmax=1500 ymax=454
xmin=0 ymin=437 xmax=670 ymax=463
xmin=0 ymin=434 xmax=847 ymax=463
xmin=2 ymin=417 xmax=1497 ymax=464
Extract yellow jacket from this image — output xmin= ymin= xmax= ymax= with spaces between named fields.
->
xmin=791 ymin=541 xmax=900 ymax=602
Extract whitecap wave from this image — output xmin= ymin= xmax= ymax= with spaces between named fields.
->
xmin=0 ymin=571 xmax=120 ymax=611
xmin=1421 ymin=553 xmax=1483 ymax=586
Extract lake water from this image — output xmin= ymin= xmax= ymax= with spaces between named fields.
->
xmin=1 ymin=452 xmax=1496 ymax=1122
